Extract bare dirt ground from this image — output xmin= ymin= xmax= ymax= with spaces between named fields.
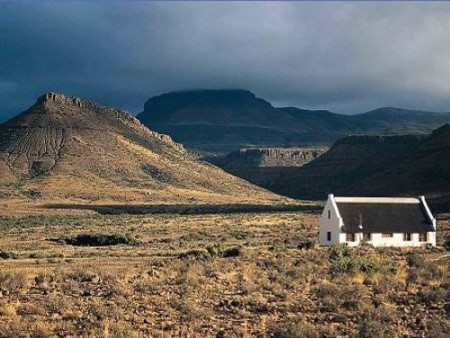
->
xmin=0 ymin=210 xmax=449 ymax=338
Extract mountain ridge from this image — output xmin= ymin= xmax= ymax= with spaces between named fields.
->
xmin=137 ymin=89 xmax=450 ymax=151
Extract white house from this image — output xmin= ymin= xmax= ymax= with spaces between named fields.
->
xmin=319 ymin=194 xmax=436 ymax=247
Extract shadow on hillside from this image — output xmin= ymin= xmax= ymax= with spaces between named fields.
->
xmin=42 ymin=203 xmax=321 ymax=215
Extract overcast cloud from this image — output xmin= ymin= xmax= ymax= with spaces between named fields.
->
xmin=1 ymin=1 xmax=450 ymax=120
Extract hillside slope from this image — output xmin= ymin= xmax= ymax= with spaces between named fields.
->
xmin=0 ymin=93 xmax=283 ymax=212
xmin=359 ymin=125 xmax=450 ymax=199
xmin=137 ymin=90 xmax=450 ymax=151
xmin=266 ymin=135 xmax=426 ymax=199
xmin=248 ymin=125 xmax=450 ymax=208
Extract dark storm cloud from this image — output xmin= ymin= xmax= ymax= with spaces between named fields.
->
xmin=1 ymin=1 xmax=450 ymax=120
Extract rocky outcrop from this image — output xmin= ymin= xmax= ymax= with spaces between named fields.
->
xmin=38 ymin=92 xmax=84 ymax=107
xmin=205 ymin=147 xmax=327 ymax=193
xmin=216 ymin=147 xmax=327 ymax=168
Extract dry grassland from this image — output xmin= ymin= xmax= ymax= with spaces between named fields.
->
xmin=0 ymin=211 xmax=449 ymax=337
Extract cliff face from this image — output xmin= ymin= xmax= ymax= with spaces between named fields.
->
xmin=206 ymin=147 xmax=327 ymax=190
xmin=215 ymin=147 xmax=327 ymax=168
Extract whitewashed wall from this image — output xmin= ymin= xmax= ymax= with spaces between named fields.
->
xmin=319 ymin=195 xmax=342 ymax=245
xmin=342 ymin=232 xmax=436 ymax=247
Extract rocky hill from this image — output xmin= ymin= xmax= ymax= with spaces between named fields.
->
xmin=0 ymin=92 xmax=283 ymax=212
xmin=136 ymin=89 xmax=450 ymax=151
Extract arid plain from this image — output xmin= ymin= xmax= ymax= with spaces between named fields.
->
xmin=0 ymin=208 xmax=449 ymax=337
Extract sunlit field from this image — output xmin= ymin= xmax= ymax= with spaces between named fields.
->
xmin=0 ymin=211 xmax=449 ymax=337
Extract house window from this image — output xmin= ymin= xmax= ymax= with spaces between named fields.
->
xmin=382 ymin=233 xmax=393 ymax=238
xmin=328 ymin=210 xmax=331 ymax=219
xmin=346 ymin=233 xmax=355 ymax=242
xmin=327 ymin=231 xmax=331 ymax=241
xmin=363 ymin=233 xmax=371 ymax=241
xmin=419 ymin=233 xmax=427 ymax=242
xmin=403 ymin=233 xmax=412 ymax=241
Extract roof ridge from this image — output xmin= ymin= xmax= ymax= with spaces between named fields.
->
xmin=334 ymin=197 xmax=420 ymax=204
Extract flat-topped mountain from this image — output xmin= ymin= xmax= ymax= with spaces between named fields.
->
xmin=137 ymin=89 xmax=298 ymax=151
xmin=140 ymin=89 xmax=279 ymax=127
xmin=137 ymin=90 xmax=450 ymax=151
xmin=0 ymin=92 xmax=282 ymax=211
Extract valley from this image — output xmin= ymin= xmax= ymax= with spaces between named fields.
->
xmin=0 ymin=92 xmax=449 ymax=338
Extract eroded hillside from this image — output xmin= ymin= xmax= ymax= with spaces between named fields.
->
xmin=0 ymin=93 xmax=287 ymax=214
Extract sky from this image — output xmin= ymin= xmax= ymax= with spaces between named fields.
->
xmin=1 ymin=1 xmax=450 ymax=121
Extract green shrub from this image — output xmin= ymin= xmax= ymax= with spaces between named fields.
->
xmin=230 ymin=230 xmax=249 ymax=240
xmin=221 ymin=246 xmax=241 ymax=258
xmin=329 ymin=244 xmax=350 ymax=261
xmin=178 ymin=248 xmax=210 ymax=260
xmin=315 ymin=283 xmax=367 ymax=311
xmin=330 ymin=256 xmax=393 ymax=276
xmin=60 ymin=234 xmax=135 ymax=246
xmin=205 ymin=244 xmax=242 ymax=258
xmin=329 ymin=248 xmax=395 ymax=277
xmin=297 ymin=241 xmax=314 ymax=250
xmin=22 ymin=189 xmax=42 ymax=199
xmin=0 ymin=251 xmax=19 ymax=260
xmin=358 ymin=319 xmax=394 ymax=338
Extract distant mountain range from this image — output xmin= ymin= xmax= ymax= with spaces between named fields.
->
xmin=137 ymin=89 xmax=450 ymax=151
xmin=2 ymin=90 xmax=449 ymax=212
xmin=0 ymin=92 xmax=281 ymax=209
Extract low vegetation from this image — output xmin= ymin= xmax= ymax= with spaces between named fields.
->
xmin=58 ymin=234 xmax=136 ymax=246
xmin=0 ymin=211 xmax=449 ymax=337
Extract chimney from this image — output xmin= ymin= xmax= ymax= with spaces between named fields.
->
xmin=358 ymin=211 xmax=363 ymax=230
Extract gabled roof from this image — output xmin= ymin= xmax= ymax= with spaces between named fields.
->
xmin=333 ymin=196 xmax=435 ymax=233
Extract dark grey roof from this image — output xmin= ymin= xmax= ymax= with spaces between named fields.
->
xmin=337 ymin=202 xmax=434 ymax=233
